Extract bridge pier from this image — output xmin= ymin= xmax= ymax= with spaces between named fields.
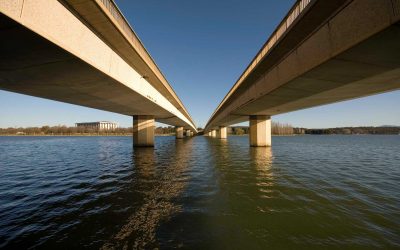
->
xmin=211 ymin=130 xmax=216 ymax=137
xmin=133 ymin=115 xmax=154 ymax=147
xmin=186 ymin=130 xmax=191 ymax=137
xmin=218 ymin=126 xmax=227 ymax=139
xmin=176 ymin=126 xmax=184 ymax=139
xmin=249 ymin=115 xmax=271 ymax=147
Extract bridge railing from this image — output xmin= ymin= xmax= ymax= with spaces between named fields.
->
xmin=98 ymin=0 xmax=160 ymax=81
xmin=210 ymin=0 xmax=312 ymax=120
xmin=96 ymin=0 xmax=196 ymax=127
xmin=236 ymin=0 xmax=311 ymax=95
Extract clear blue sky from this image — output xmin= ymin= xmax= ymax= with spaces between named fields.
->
xmin=0 ymin=0 xmax=399 ymax=129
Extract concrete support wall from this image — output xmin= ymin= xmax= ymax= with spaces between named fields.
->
xmin=133 ymin=115 xmax=154 ymax=147
xmin=176 ymin=126 xmax=184 ymax=139
xmin=249 ymin=115 xmax=271 ymax=147
xmin=218 ymin=126 xmax=227 ymax=139
xmin=186 ymin=130 xmax=191 ymax=137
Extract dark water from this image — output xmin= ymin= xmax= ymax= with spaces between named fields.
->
xmin=0 ymin=135 xmax=399 ymax=249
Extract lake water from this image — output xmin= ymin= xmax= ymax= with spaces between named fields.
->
xmin=0 ymin=135 xmax=399 ymax=249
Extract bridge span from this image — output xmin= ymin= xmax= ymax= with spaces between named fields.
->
xmin=205 ymin=0 xmax=400 ymax=146
xmin=0 ymin=0 xmax=197 ymax=146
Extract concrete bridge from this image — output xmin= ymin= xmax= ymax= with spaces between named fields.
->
xmin=0 ymin=0 xmax=197 ymax=146
xmin=205 ymin=0 xmax=400 ymax=146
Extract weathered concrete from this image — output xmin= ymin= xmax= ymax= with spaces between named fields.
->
xmin=249 ymin=115 xmax=271 ymax=147
xmin=0 ymin=0 xmax=197 ymax=133
xmin=176 ymin=126 xmax=184 ymax=139
xmin=211 ymin=130 xmax=216 ymax=137
xmin=186 ymin=130 xmax=191 ymax=137
xmin=133 ymin=115 xmax=154 ymax=147
xmin=218 ymin=126 xmax=227 ymax=139
xmin=205 ymin=0 xmax=400 ymax=137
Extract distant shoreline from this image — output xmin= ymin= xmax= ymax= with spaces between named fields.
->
xmin=0 ymin=134 xmax=132 ymax=137
xmin=1 ymin=134 xmax=398 ymax=137
xmin=0 ymin=134 xmax=175 ymax=137
xmin=2 ymin=126 xmax=399 ymax=137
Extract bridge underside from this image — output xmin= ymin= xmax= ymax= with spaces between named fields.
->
xmin=0 ymin=13 xmax=190 ymax=129
xmin=207 ymin=21 xmax=400 ymax=129
xmin=205 ymin=0 xmax=400 ymax=146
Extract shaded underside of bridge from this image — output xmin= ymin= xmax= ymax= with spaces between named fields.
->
xmin=205 ymin=0 xmax=400 ymax=131
xmin=0 ymin=0 xmax=196 ymax=131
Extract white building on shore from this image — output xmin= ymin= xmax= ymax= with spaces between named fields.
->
xmin=75 ymin=121 xmax=118 ymax=131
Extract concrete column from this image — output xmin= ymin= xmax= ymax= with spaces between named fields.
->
xmin=186 ymin=130 xmax=191 ymax=137
xmin=176 ymin=126 xmax=184 ymax=139
xmin=249 ymin=115 xmax=271 ymax=147
xmin=190 ymin=131 xmax=194 ymax=136
xmin=208 ymin=131 xmax=211 ymax=136
xmin=211 ymin=130 xmax=216 ymax=137
xmin=133 ymin=115 xmax=154 ymax=147
xmin=218 ymin=126 xmax=227 ymax=139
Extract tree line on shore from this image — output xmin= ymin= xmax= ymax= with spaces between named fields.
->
xmin=0 ymin=126 xmax=133 ymax=135
xmin=229 ymin=122 xmax=294 ymax=135
xmin=0 ymin=123 xmax=295 ymax=136
xmin=229 ymin=125 xmax=400 ymax=135
xmin=303 ymin=126 xmax=400 ymax=135
xmin=0 ymin=125 xmax=191 ymax=136
xmin=0 ymin=124 xmax=398 ymax=136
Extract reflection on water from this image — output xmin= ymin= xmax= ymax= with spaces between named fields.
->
xmin=252 ymin=147 xmax=274 ymax=203
xmin=102 ymin=140 xmax=192 ymax=249
xmin=251 ymin=146 xmax=273 ymax=170
xmin=0 ymin=135 xmax=399 ymax=249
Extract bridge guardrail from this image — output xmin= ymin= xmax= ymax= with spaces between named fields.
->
xmin=210 ymin=0 xmax=312 ymax=121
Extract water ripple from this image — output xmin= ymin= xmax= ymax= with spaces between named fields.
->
xmin=0 ymin=135 xmax=399 ymax=248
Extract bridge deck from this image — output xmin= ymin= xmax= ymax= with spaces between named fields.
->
xmin=0 ymin=0 xmax=196 ymax=131
xmin=206 ymin=0 xmax=400 ymax=130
